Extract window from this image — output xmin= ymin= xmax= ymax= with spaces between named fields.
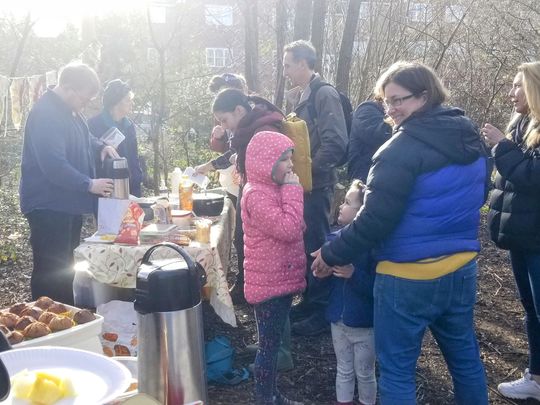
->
xmin=206 ymin=48 xmax=232 ymax=67
xmin=408 ymin=3 xmax=428 ymax=22
xmin=204 ymin=5 xmax=233 ymax=26
xmin=444 ymin=5 xmax=466 ymax=23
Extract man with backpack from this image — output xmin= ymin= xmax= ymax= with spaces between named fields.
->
xmin=283 ymin=40 xmax=349 ymax=336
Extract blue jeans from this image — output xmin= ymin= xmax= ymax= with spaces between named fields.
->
xmin=374 ymin=260 xmax=487 ymax=405
xmin=302 ymin=186 xmax=334 ymax=313
xmin=253 ymin=295 xmax=293 ymax=405
xmin=510 ymin=250 xmax=540 ymax=374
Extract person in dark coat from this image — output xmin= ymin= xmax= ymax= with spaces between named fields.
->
xmin=88 ymin=79 xmax=143 ymax=197
xmin=347 ymin=99 xmax=392 ymax=182
xmin=20 ymin=63 xmax=118 ymax=305
xmin=483 ymin=61 xmax=540 ymax=401
xmin=312 ymin=61 xmax=489 ymax=404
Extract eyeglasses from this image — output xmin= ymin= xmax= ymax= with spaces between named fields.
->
xmin=383 ymin=93 xmax=417 ymax=109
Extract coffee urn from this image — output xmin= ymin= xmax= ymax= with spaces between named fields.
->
xmin=104 ymin=157 xmax=130 ymax=199
xmin=135 ymin=243 xmax=208 ymax=404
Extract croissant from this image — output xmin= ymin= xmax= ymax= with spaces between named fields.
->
xmin=9 ymin=303 xmax=28 ymax=316
xmin=38 ymin=311 xmax=56 ymax=325
xmin=15 ymin=315 xmax=36 ymax=331
xmin=49 ymin=316 xmax=73 ymax=332
xmin=20 ymin=306 xmax=43 ymax=320
xmin=0 ymin=312 xmax=20 ymax=329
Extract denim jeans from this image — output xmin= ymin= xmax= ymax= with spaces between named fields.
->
xmin=374 ymin=260 xmax=487 ymax=405
xmin=26 ymin=209 xmax=82 ymax=305
xmin=509 ymin=249 xmax=540 ymax=374
xmin=302 ymin=186 xmax=334 ymax=313
xmin=253 ymin=295 xmax=293 ymax=405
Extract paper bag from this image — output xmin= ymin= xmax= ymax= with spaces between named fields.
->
xmin=98 ymin=198 xmax=131 ymax=236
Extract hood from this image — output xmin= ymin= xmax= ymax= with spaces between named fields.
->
xmin=398 ymin=105 xmax=486 ymax=164
xmin=234 ymin=105 xmax=283 ymax=142
xmin=245 ymin=131 xmax=294 ymax=185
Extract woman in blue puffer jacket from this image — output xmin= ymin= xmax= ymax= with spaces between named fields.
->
xmin=312 ymin=61 xmax=490 ymax=405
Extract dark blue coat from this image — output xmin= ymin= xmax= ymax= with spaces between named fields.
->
xmin=20 ymin=90 xmax=103 ymax=215
xmin=88 ymin=111 xmax=143 ymax=197
xmin=322 ymin=105 xmax=490 ymax=267
xmin=325 ymin=231 xmax=375 ymax=328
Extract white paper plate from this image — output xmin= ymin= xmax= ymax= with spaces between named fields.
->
xmin=0 ymin=346 xmax=131 ymax=404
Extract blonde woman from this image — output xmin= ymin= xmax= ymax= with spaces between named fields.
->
xmin=483 ymin=61 xmax=540 ymax=401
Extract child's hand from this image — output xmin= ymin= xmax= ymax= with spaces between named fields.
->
xmin=283 ymin=172 xmax=299 ymax=184
xmin=311 ymin=249 xmax=332 ymax=278
xmin=332 ymin=264 xmax=354 ymax=279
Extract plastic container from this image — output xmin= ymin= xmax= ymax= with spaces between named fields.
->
xmin=140 ymin=224 xmax=177 ymax=245
xmin=170 ymin=168 xmax=183 ymax=201
xmin=12 ymin=303 xmax=104 ymax=353
xmin=179 ymin=175 xmax=193 ymax=211
xmin=171 ymin=210 xmax=193 ymax=229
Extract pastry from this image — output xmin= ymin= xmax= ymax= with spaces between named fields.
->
xmin=9 ymin=303 xmax=28 ymax=316
xmin=23 ymin=321 xmax=51 ymax=339
xmin=0 ymin=312 xmax=20 ymax=329
xmin=15 ymin=315 xmax=36 ymax=331
xmin=47 ymin=303 xmax=68 ymax=314
xmin=7 ymin=330 xmax=24 ymax=345
xmin=34 ymin=296 xmax=55 ymax=310
xmin=38 ymin=311 xmax=56 ymax=325
xmin=73 ymin=309 xmax=95 ymax=324
xmin=20 ymin=306 xmax=43 ymax=320
xmin=49 ymin=315 xmax=73 ymax=332
xmin=114 ymin=344 xmax=131 ymax=356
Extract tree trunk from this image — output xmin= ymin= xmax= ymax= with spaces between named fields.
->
xmin=274 ymin=0 xmax=287 ymax=109
xmin=293 ymin=0 xmax=312 ymax=40
xmin=243 ymin=0 xmax=260 ymax=93
xmin=335 ymin=0 xmax=361 ymax=93
xmin=310 ymin=0 xmax=327 ymax=74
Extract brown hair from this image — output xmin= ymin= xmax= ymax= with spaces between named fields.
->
xmin=374 ymin=61 xmax=448 ymax=114
xmin=283 ymin=40 xmax=317 ymax=70
xmin=58 ymin=63 xmax=100 ymax=95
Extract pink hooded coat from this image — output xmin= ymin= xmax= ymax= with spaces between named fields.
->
xmin=241 ymin=131 xmax=307 ymax=305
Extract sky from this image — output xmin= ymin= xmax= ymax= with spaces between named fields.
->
xmin=0 ymin=0 xmax=150 ymax=37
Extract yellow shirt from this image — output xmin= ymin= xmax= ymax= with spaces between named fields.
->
xmin=376 ymin=252 xmax=477 ymax=280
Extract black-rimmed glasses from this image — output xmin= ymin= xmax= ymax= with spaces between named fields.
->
xmin=383 ymin=93 xmax=417 ymax=109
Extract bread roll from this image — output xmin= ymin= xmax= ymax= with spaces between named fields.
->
xmin=20 ymin=306 xmax=43 ymax=320
xmin=7 ymin=330 xmax=24 ymax=345
xmin=23 ymin=321 xmax=51 ymax=339
xmin=38 ymin=311 xmax=56 ymax=325
xmin=15 ymin=315 xmax=36 ymax=331
xmin=0 ymin=312 xmax=20 ymax=329
xmin=49 ymin=315 xmax=73 ymax=332
xmin=9 ymin=303 xmax=28 ymax=316
xmin=47 ymin=303 xmax=68 ymax=314
xmin=73 ymin=309 xmax=95 ymax=324
xmin=34 ymin=296 xmax=55 ymax=310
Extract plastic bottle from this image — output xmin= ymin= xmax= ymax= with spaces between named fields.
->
xmin=171 ymin=168 xmax=183 ymax=201
xmin=179 ymin=174 xmax=193 ymax=211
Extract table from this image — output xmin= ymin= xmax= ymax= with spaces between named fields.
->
xmin=74 ymin=198 xmax=237 ymax=327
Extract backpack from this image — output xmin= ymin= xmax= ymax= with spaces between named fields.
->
xmin=307 ymin=81 xmax=353 ymax=166
xmin=282 ymin=113 xmax=312 ymax=192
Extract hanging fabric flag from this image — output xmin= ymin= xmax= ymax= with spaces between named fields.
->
xmin=10 ymin=77 xmax=28 ymax=131
xmin=0 ymin=75 xmax=9 ymax=135
xmin=28 ymin=74 xmax=46 ymax=107
xmin=45 ymin=70 xmax=57 ymax=87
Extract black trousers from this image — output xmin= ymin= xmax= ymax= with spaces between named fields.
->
xmin=26 ymin=209 xmax=82 ymax=305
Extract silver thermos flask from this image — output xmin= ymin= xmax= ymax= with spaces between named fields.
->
xmin=104 ymin=157 xmax=130 ymax=199
xmin=135 ymin=243 xmax=208 ymax=404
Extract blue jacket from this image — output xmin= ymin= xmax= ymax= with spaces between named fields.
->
xmin=20 ymin=90 xmax=104 ymax=215
xmin=88 ymin=111 xmax=143 ymax=197
xmin=321 ymin=105 xmax=490 ymax=267
xmin=325 ymin=231 xmax=375 ymax=328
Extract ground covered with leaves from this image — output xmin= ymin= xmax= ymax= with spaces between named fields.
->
xmin=0 ymin=187 xmax=538 ymax=404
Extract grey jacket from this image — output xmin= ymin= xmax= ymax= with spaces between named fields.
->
xmin=290 ymin=75 xmax=348 ymax=190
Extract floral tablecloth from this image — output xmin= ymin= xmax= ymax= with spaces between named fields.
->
xmin=74 ymin=198 xmax=237 ymax=326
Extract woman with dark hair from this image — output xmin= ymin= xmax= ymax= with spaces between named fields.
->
xmin=88 ymin=79 xmax=143 ymax=197
xmin=312 ymin=61 xmax=489 ymax=404
xmin=483 ymin=61 xmax=540 ymax=401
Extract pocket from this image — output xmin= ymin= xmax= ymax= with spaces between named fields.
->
xmin=393 ymin=277 xmax=440 ymax=317
xmin=460 ymin=266 xmax=478 ymax=306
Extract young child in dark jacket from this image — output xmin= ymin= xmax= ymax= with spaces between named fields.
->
xmin=321 ymin=180 xmax=376 ymax=405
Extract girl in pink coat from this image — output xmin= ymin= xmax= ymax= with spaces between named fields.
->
xmin=242 ymin=131 xmax=306 ymax=405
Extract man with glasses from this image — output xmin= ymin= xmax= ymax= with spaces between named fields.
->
xmin=20 ymin=63 xmax=119 ymax=305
